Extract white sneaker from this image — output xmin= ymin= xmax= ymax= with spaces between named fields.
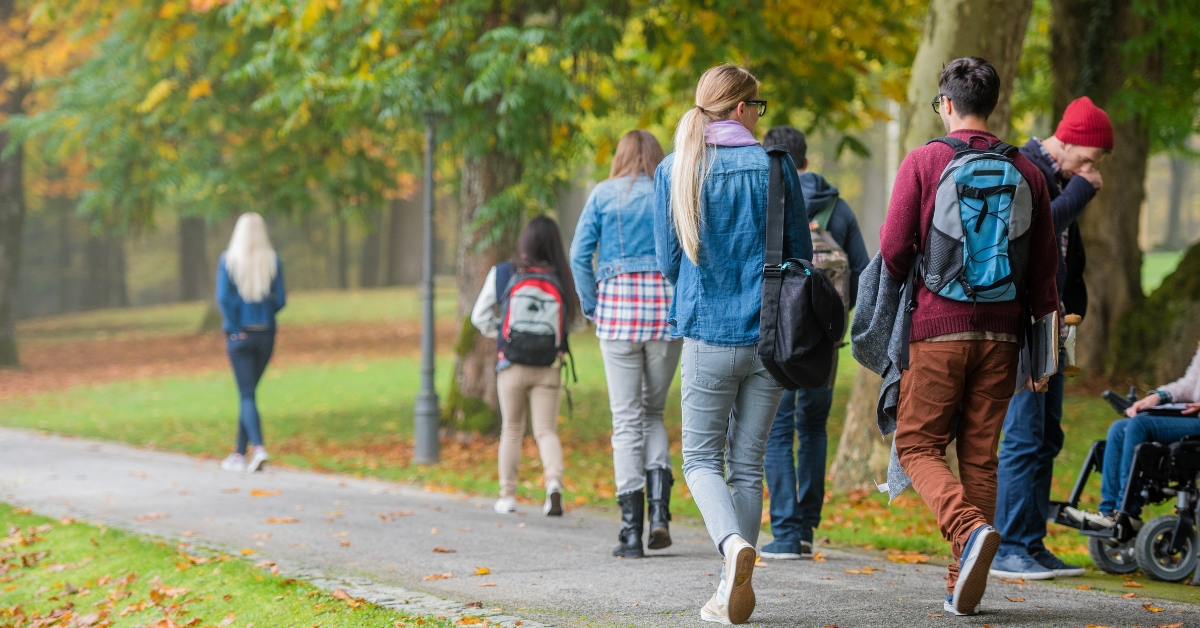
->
xmin=701 ymin=536 xmax=756 ymax=624
xmin=543 ymin=480 xmax=563 ymax=516
xmin=494 ymin=496 xmax=517 ymax=514
xmin=246 ymin=446 xmax=269 ymax=473
xmin=1065 ymin=506 xmax=1115 ymax=528
xmin=220 ymin=453 xmax=246 ymax=472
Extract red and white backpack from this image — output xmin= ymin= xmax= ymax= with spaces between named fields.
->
xmin=494 ymin=262 xmax=570 ymax=367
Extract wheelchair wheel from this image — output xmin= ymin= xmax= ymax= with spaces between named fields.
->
xmin=1134 ymin=515 xmax=1198 ymax=582
xmin=1088 ymin=535 xmax=1138 ymax=574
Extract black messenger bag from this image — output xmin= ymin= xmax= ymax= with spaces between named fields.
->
xmin=757 ymin=146 xmax=846 ymax=390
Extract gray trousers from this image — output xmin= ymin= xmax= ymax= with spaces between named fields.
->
xmin=680 ymin=339 xmax=784 ymax=553
xmin=599 ymin=339 xmax=683 ymax=495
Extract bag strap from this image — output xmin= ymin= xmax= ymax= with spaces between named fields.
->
xmin=811 ymin=198 xmax=836 ymax=231
xmin=899 ymin=251 xmax=923 ymax=370
xmin=759 ymin=146 xmax=789 ymax=359
xmin=494 ymin=262 xmax=513 ymax=305
xmin=927 ymin=136 xmax=969 ymax=152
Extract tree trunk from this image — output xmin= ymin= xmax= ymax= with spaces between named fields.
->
xmin=57 ymin=201 xmax=74 ymax=313
xmin=179 ymin=216 xmax=208 ymax=301
xmin=446 ymin=151 xmax=523 ymax=432
xmin=901 ymin=0 xmax=1034 ymax=152
xmin=1051 ymin=0 xmax=1156 ymax=376
xmin=0 ymin=91 xmax=25 ymax=367
xmin=82 ymin=234 xmax=129 ymax=310
xmin=336 ymin=217 xmax=349 ymax=290
xmin=1165 ymin=157 xmax=1189 ymax=251
xmin=830 ymin=368 xmax=892 ymax=493
xmin=359 ymin=210 xmax=382 ymax=288
xmin=386 ymin=192 xmax=423 ymax=286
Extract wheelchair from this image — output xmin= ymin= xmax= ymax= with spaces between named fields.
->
xmin=1046 ymin=389 xmax=1200 ymax=582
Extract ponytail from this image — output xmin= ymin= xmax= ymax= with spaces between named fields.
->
xmin=668 ymin=65 xmax=760 ymax=263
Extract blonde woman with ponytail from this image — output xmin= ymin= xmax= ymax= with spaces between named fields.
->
xmin=216 ymin=213 xmax=286 ymax=474
xmin=653 ymin=65 xmax=811 ymax=625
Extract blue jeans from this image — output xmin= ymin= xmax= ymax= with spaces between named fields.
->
xmin=763 ymin=386 xmax=833 ymax=546
xmin=995 ymin=356 xmax=1064 ymax=557
xmin=1099 ymin=414 xmax=1200 ymax=515
xmin=680 ymin=339 xmax=785 ymax=554
xmin=227 ymin=330 xmax=275 ymax=455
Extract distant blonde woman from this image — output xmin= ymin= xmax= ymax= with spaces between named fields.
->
xmin=217 ymin=213 xmax=286 ymax=473
xmin=654 ymin=65 xmax=810 ymax=624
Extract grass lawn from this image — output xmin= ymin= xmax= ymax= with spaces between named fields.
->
xmin=1143 ymin=250 xmax=1185 ymax=294
xmin=0 ymin=503 xmax=453 ymax=627
xmin=4 ymin=279 xmax=1199 ymax=604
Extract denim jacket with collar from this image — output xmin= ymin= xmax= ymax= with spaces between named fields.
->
xmin=569 ymin=174 xmax=661 ymax=319
xmin=654 ymin=145 xmax=811 ymax=346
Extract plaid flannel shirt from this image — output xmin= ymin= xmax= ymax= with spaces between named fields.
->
xmin=593 ymin=271 xmax=673 ymax=342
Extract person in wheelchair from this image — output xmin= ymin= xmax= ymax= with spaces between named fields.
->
xmin=1070 ymin=344 xmax=1200 ymax=529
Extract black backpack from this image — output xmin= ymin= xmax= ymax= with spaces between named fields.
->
xmin=758 ymin=146 xmax=846 ymax=390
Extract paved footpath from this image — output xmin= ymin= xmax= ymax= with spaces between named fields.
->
xmin=1 ymin=428 xmax=1194 ymax=627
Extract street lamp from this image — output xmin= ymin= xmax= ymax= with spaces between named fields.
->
xmin=413 ymin=112 xmax=440 ymax=465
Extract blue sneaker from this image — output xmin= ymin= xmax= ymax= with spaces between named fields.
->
xmin=760 ymin=539 xmax=802 ymax=560
xmin=1031 ymin=549 xmax=1086 ymax=577
xmin=989 ymin=549 xmax=1055 ymax=580
xmin=951 ymin=525 xmax=1000 ymax=615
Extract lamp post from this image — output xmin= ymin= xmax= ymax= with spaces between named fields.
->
xmin=413 ymin=112 xmax=440 ymax=465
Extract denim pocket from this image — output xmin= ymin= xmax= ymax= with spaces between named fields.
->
xmin=692 ymin=342 xmax=735 ymax=390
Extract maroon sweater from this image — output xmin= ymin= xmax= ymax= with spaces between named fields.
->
xmin=880 ymin=129 xmax=1059 ymax=341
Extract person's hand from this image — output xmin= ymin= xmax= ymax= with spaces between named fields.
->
xmin=1026 ymin=375 xmax=1051 ymax=393
xmin=237 ymin=332 xmax=247 ymax=340
xmin=1076 ymin=167 xmax=1103 ymax=191
xmin=1126 ymin=393 xmax=1161 ymax=417
xmin=1182 ymin=402 xmax=1200 ymax=416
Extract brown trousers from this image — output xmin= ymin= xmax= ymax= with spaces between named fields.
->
xmin=894 ymin=339 xmax=1018 ymax=594
xmin=496 ymin=363 xmax=564 ymax=499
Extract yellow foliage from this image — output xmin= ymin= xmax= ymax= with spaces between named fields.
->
xmin=367 ymin=29 xmax=382 ymax=51
xmin=187 ymin=79 xmax=213 ymax=100
xmin=300 ymin=0 xmax=325 ymax=31
xmin=158 ymin=1 xmax=187 ymax=20
xmin=136 ymin=79 xmax=178 ymax=113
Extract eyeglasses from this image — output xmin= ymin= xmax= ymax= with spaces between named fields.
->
xmin=744 ymin=100 xmax=767 ymax=116
xmin=931 ymin=93 xmax=946 ymax=114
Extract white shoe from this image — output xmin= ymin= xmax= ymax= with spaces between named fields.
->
xmin=1065 ymin=506 xmax=1115 ymax=528
xmin=220 ymin=453 xmax=246 ymax=472
xmin=246 ymin=446 xmax=269 ymax=472
xmin=494 ymin=496 xmax=517 ymax=514
xmin=700 ymin=536 xmax=756 ymax=624
xmin=543 ymin=480 xmax=563 ymax=516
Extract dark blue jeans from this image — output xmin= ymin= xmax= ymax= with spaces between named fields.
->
xmin=995 ymin=357 xmax=1064 ymax=557
xmin=227 ymin=330 xmax=275 ymax=455
xmin=1099 ymin=414 xmax=1200 ymax=515
xmin=763 ymin=386 xmax=833 ymax=546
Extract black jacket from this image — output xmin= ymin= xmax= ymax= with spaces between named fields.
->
xmin=799 ymin=172 xmax=870 ymax=308
xmin=1019 ymin=139 xmax=1095 ymax=318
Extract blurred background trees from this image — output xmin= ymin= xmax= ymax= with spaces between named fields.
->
xmin=3 ymin=0 xmax=1199 ymax=416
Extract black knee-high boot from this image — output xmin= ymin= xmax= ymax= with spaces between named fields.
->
xmin=612 ymin=490 xmax=645 ymax=558
xmin=646 ymin=467 xmax=673 ymax=550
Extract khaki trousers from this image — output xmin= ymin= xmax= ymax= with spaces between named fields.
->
xmin=496 ymin=363 xmax=564 ymax=498
xmin=894 ymin=339 xmax=1018 ymax=594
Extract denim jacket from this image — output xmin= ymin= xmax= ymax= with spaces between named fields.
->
xmin=217 ymin=253 xmax=287 ymax=335
xmin=568 ymin=175 xmax=660 ymax=319
xmin=654 ymin=145 xmax=811 ymax=346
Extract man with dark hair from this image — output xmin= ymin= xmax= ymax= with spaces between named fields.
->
xmin=879 ymin=57 xmax=1059 ymax=616
xmin=991 ymin=96 xmax=1112 ymax=580
xmin=759 ymin=125 xmax=869 ymax=559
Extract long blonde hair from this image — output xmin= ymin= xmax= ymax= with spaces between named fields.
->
xmin=670 ymin=65 xmax=760 ymax=263
xmin=224 ymin=213 xmax=278 ymax=303
xmin=609 ymin=129 xmax=664 ymax=181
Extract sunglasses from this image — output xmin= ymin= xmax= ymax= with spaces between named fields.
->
xmin=744 ymin=100 xmax=767 ymax=116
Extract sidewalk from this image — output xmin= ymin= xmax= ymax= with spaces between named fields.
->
xmin=0 ymin=427 xmax=1192 ymax=627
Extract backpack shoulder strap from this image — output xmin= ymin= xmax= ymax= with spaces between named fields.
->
xmin=811 ymin=198 xmax=836 ymax=231
xmin=989 ymin=141 xmax=1018 ymax=157
xmin=926 ymin=136 xmax=969 ymax=152
xmin=494 ymin=262 xmax=514 ymax=303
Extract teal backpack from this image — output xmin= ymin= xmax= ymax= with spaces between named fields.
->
xmin=922 ymin=136 xmax=1034 ymax=304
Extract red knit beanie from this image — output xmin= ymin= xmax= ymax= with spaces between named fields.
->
xmin=1055 ymin=97 xmax=1113 ymax=150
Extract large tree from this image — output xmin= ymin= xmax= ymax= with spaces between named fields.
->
xmin=832 ymin=0 xmax=1036 ymax=492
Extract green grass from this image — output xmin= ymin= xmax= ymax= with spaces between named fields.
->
xmin=0 ymin=503 xmax=455 ymax=627
xmin=6 ymin=288 xmax=1200 ymax=603
xmin=1143 ymin=250 xmax=1185 ymax=295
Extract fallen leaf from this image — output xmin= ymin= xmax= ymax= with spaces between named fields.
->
xmin=1000 ymin=578 xmax=1027 ymax=585
xmin=1157 ymin=623 xmax=1185 ymax=628
xmin=433 ymin=546 xmax=457 ymax=553
xmin=266 ymin=517 xmax=299 ymax=524
xmin=928 ymin=613 xmax=943 ymax=618
xmin=15 ymin=507 xmax=31 ymax=514
xmin=431 ymin=527 xmax=439 ymax=535
xmin=255 ymin=560 xmax=276 ymax=567
xmin=220 ymin=487 xmax=239 ymax=494
xmin=59 ymin=516 xmax=75 ymax=525
xmin=1124 ymin=592 xmax=1138 ymax=599
xmin=885 ymin=550 xmax=930 ymax=564
xmin=476 ymin=582 xmax=496 ymax=587
xmin=812 ymin=552 xmax=827 ymax=562
xmin=424 ymin=572 xmax=453 ymax=580
xmin=250 ymin=489 xmax=282 ymax=497
xmin=340 ymin=540 xmax=352 ymax=547
xmin=1144 ymin=603 xmax=1165 ymax=612
xmin=456 ymin=618 xmax=484 ymax=626
xmin=1005 ymin=596 xmax=1025 ymax=603
xmin=1077 ymin=585 xmax=1092 ymax=590
xmin=134 ymin=513 xmax=167 ymax=522
xmin=1124 ymin=580 xmax=1145 ymax=588
xmin=240 ymin=548 xmax=256 ymax=555
xmin=330 ymin=532 xmax=349 ymax=538
xmin=473 ymin=567 xmax=490 ymax=576
xmin=754 ymin=557 xmax=767 ymax=567
xmin=331 ymin=589 xmax=353 ymax=600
